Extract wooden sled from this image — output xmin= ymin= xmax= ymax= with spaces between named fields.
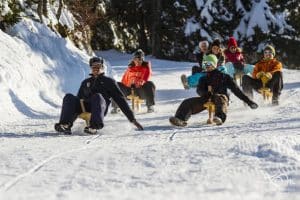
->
xmin=203 ymin=101 xmax=215 ymax=124
xmin=127 ymin=87 xmax=144 ymax=112
xmin=258 ymin=75 xmax=273 ymax=101
xmin=203 ymin=86 xmax=216 ymax=124
xmin=78 ymin=99 xmax=91 ymax=126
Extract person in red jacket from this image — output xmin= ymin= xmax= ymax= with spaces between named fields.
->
xmin=224 ymin=37 xmax=254 ymax=78
xmin=112 ymin=49 xmax=156 ymax=113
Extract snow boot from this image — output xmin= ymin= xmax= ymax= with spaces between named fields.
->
xmin=111 ymin=107 xmax=120 ymax=114
xmin=84 ymin=127 xmax=98 ymax=135
xmin=147 ymin=105 xmax=154 ymax=113
xmin=212 ymin=116 xmax=223 ymax=125
xmin=272 ymin=96 xmax=279 ymax=106
xmin=169 ymin=117 xmax=187 ymax=127
xmin=54 ymin=123 xmax=72 ymax=135
xmin=181 ymin=74 xmax=189 ymax=89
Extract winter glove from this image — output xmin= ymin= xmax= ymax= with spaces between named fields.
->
xmin=265 ymin=72 xmax=272 ymax=80
xmin=132 ymin=119 xmax=144 ymax=130
xmin=247 ymin=101 xmax=258 ymax=109
xmin=256 ymin=71 xmax=265 ymax=79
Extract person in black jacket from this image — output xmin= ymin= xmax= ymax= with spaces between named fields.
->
xmin=170 ymin=54 xmax=258 ymax=127
xmin=55 ymin=57 xmax=143 ymax=134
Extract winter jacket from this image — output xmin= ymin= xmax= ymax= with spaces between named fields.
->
xmin=252 ymin=58 xmax=282 ymax=79
xmin=77 ymin=73 xmax=135 ymax=122
xmin=224 ymin=48 xmax=245 ymax=65
xmin=196 ymin=69 xmax=253 ymax=104
xmin=121 ymin=61 xmax=152 ymax=88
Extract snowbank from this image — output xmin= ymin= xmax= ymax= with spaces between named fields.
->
xmin=0 ymin=19 xmax=97 ymax=122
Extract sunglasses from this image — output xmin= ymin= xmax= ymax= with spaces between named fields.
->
xmin=91 ymin=64 xmax=103 ymax=69
xmin=264 ymin=50 xmax=273 ymax=55
xmin=202 ymin=61 xmax=213 ymax=68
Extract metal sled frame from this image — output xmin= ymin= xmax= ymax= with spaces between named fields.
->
xmin=78 ymin=99 xmax=91 ymax=126
xmin=258 ymin=75 xmax=273 ymax=101
xmin=127 ymin=87 xmax=144 ymax=112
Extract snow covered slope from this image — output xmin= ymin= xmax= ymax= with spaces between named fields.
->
xmin=0 ymin=19 xmax=114 ymax=123
xmin=0 ymin=23 xmax=300 ymax=199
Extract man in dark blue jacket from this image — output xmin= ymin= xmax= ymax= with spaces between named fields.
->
xmin=55 ymin=57 xmax=143 ymax=134
xmin=170 ymin=54 xmax=258 ymax=127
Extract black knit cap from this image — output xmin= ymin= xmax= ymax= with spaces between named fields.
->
xmin=212 ymin=38 xmax=221 ymax=48
xmin=133 ymin=49 xmax=145 ymax=59
xmin=89 ymin=56 xmax=103 ymax=66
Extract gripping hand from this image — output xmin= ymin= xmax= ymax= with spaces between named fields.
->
xmin=247 ymin=101 xmax=258 ymax=109
xmin=132 ymin=119 xmax=144 ymax=130
xmin=265 ymin=72 xmax=272 ymax=80
xmin=256 ymin=71 xmax=265 ymax=79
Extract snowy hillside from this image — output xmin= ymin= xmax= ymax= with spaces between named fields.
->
xmin=0 ymin=19 xmax=115 ymax=123
xmin=0 ymin=21 xmax=300 ymax=200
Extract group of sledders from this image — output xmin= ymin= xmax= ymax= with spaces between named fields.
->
xmin=54 ymin=37 xmax=283 ymax=134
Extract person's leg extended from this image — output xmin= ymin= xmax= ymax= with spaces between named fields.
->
xmin=59 ymin=93 xmax=81 ymax=127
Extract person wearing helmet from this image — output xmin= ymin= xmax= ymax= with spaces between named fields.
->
xmin=242 ymin=44 xmax=283 ymax=105
xmin=112 ymin=49 xmax=156 ymax=113
xmin=170 ymin=54 xmax=258 ymax=127
xmin=54 ymin=56 xmax=143 ymax=135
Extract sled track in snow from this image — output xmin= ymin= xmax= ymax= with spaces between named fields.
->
xmin=0 ymin=142 xmax=103 ymax=191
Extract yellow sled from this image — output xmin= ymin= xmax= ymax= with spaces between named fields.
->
xmin=258 ymin=74 xmax=273 ymax=101
xmin=127 ymin=87 xmax=144 ymax=112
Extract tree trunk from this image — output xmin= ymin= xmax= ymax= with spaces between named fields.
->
xmin=139 ymin=11 xmax=148 ymax=53
xmin=37 ymin=0 xmax=43 ymax=22
xmin=42 ymin=0 xmax=48 ymax=17
xmin=56 ymin=0 xmax=64 ymax=21
xmin=151 ymin=0 xmax=161 ymax=57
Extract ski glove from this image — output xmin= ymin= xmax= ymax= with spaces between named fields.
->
xmin=256 ymin=71 xmax=265 ymax=79
xmin=248 ymin=101 xmax=258 ymax=109
xmin=132 ymin=119 xmax=144 ymax=130
xmin=265 ymin=72 xmax=272 ymax=80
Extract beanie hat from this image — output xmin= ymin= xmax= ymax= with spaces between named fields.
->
xmin=264 ymin=45 xmax=275 ymax=56
xmin=203 ymin=54 xmax=218 ymax=68
xmin=89 ymin=56 xmax=103 ymax=66
xmin=133 ymin=49 xmax=145 ymax=59
xmin=227 ymin=36 xmax=238 ymax=48
xmin=212 ymin=38 xmax=221 ymax=48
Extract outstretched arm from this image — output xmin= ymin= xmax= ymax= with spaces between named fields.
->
xmin=226 ymin=75 xmax=258 ymax=109
xmin=108 ymin=79 xmax=144 ymax=130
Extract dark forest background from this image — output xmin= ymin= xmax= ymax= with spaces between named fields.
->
xmin=1 ymin=0 xmax=299 ymax=68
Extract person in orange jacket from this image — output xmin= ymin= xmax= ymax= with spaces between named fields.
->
xmin=112 ymin=49 xmax=156 ymax=113
xmin=242 ymin=45 xmax=283 ymax=105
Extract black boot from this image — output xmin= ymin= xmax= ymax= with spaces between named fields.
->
xmin=54 ymin=123 xmax=72 ymax=135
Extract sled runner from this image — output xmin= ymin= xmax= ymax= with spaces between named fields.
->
xmin=258 ymin=74 xmax=273 ymax=101
xmin=127 ymin=87 xmax=144 ymax=112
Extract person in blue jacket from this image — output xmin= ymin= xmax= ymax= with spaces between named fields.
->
xmin=54 ymin=57 xmax=143 ymax=134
